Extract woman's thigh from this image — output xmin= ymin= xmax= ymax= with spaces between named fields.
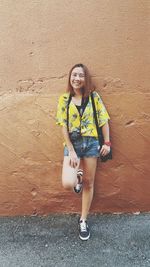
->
xmin=82 ymin=157 xmax=98 ymax=184
xmin=62 ymin=156 xmax=80 ymax=187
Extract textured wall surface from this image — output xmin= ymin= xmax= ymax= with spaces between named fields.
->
xmin=0 ymin=0 xmax=150 ymax=216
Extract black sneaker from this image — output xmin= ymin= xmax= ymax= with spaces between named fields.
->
xmin=73 ymin=169 xmax=83 ymax=194
xmin=78 ymin=219 xmax=90 ymax=240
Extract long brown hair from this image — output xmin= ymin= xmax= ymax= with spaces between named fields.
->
xmin=67 ymin=63 xmax=95 ymax=98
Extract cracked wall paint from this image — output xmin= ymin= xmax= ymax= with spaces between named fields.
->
xmin=0 ymin=0 xmax=150 ymax=215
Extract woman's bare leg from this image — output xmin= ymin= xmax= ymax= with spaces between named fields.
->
xmin=62 ymin=156 xmax=80 ymax=189
xmin=81 ymin=157 xmax=97 ymax=220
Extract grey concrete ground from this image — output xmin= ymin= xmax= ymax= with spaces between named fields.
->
xmin=0 ymin=213 xmax=150 ymax=267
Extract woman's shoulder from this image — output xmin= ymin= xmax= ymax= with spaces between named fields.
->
xmin=91 ymin=90 xmax=101 ymax=99
xmin=59 ymin=92 xmax=70 ymax=102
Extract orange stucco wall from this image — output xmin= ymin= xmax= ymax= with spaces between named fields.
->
xmin=0 ymin=1 xmax=150 ymax=216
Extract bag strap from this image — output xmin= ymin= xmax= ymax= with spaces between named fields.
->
xmin=66 ymin=94 xmax=72 ymax=132
xmin=66 ymin=94 xmax=87 ymax=132
xmin=91 ymin=92 xmax=112 ymax=161
xmin=91 ymin=92 xmax=102 ymax=145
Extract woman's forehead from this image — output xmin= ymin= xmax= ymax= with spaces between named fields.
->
xmin=71 ymin=67 xmax=84 ymax=74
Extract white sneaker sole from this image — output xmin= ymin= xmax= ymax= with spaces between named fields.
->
xmin=79 ymin=233 xmax=90 ymax=241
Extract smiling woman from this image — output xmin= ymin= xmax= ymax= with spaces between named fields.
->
xmin=70 ymin=67 xmax=85 ymax=92
xmin=67 ymin=64 xmax=92 ymax=98
xmin=56 ymin=63 xmax=111 ymax=241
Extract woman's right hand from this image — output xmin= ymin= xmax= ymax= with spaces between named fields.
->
xmin=68 ymin=149 xmax=79 ymax=168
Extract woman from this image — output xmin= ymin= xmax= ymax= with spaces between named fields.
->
xmin=56 ymin=63 xmax=111 ymax=241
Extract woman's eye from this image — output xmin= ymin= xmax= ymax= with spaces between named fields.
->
xmin=72 ymin=73 xmax=85 ymax=78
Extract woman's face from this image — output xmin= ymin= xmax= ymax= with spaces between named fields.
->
xmin=70 ymin=67 xmax=85 ymax=92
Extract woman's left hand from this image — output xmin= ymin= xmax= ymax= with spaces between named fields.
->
xmin=100 ymin=144 xmax=110 ymax=157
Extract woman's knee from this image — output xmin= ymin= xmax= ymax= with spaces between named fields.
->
xmin=62 ymin=158 xmax=78 ymax=190
xmin=62 ymin=179 xmax=75 ymax=190
xmin=83 ymin=177 xmax=94 ymax=189
xmin=62 ymin=174 xmax=77 ymax=190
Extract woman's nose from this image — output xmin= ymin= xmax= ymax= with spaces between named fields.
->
xmin=74 ymin=75 xmax=80 ymax=80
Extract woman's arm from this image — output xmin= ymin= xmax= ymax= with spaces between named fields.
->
xmin=62 ymin=126 xmax=79 ymax=168
xmin=100 ymin=122 xmax=111 ymax=156
xmin=62 ymin=126 xmax=74 ymax=152
xmin=101 ymin=121 xmax=110 ymax=142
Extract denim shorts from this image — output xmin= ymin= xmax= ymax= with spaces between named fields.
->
xmin=64 ymin=134 xmax=100 ymax=158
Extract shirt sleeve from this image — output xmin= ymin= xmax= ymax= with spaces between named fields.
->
xmin=94 ymin=91 xmax=110 ymax=127
xmin=56 ymin=94 xmax=68 ymax=127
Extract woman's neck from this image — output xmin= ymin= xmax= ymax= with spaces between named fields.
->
xmin=72 ymin=94 xmax=82 ymax=106
xmin=74 ymin=94 xmax=82 ymax=99
xmin=73 ymin=89 xmax=82 ymax=97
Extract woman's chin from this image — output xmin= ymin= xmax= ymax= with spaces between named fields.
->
xmin=73 ymin=88 xmax=82 ymax=94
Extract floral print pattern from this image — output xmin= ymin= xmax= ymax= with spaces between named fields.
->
xmin=56 ymin=91 xmax=110 ymax=137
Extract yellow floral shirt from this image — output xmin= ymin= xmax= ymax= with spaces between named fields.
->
xmin=56 ymin=91 xmax=110 ymax=138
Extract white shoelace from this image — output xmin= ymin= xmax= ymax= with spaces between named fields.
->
xmin=76 ymin=183 xmax=81 ymax=190
xmin=75 ymin=172 xmax=82 ymax=189
xmin=80 ymin=220 xmax=87 ymax=232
